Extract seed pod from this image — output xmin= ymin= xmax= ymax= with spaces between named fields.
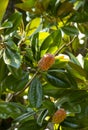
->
xmin=52 ymin=108 xmax=66 ymax=124
xmin=38 ymin=53 xmax=55 ymax=71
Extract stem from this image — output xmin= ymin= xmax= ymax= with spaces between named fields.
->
xmin=54 ymin=36 xmax=76 ymax=56
xmin=7 ymin=69 xmax=39 ymax=102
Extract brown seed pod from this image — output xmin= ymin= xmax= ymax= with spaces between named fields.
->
xmin=38 ymin=53 xmax=55 ymax=71
xmin=52 ymin=108 xmax=66 ymax=124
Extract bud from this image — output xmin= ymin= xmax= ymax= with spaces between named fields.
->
xmin=38 ymin=53 xmax=55 ymax=71
xmin=52 ymin=108 xmax=66 ymax=124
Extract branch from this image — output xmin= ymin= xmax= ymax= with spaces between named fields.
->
xmin=54 ymin=36 xmax=76 ymax=56
xmin=6 ymin=69 xmax=39 ymax=102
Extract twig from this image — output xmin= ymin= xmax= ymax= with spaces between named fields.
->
xmin=54 ymin=36 xmax=76 ymax=56
xmin=7 ymin=69 xmax=39 ymax=102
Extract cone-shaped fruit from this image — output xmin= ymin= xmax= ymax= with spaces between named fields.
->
xmin=38 ymin=53 xmax=55 ymax=71
xmin=52 ymin=108 xmax=66 ymax=124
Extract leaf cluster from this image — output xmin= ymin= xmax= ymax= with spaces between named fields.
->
xmin=0 ymin=0 xmax=88 ymax=130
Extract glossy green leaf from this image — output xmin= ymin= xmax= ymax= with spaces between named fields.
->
xmin=67 ymin=62 xmax=87 ymax=81
xmin=66 ymin=69 xmax=78 ymax=88
xmin=62 ymin=118 xmax=79 ymax=129
xmin=0 ymin=0 xmax=9 ymax=22
xmin=5 ymin=12 xmax=22 ymax=34
xmin=44 ymin=83 xmax=88 ymax=102
xmin=1 ymin=72 xmax=29 ymax=92
xmin=7 ymin=66 xmax=22 ymax=79
xmin=43 ymin=99 xmax=55 ymax=115
xmin=48 ymin=69 xmax=70 ymax=84
xmin=15 ymin=0 xmax=35 ymax=11
xmin=51 ymin=57 xmax=69 ymax=69
xmin=0 ymin=102 xmax=26 ymax=119
xmin=5 ymin=40 xmax=18 ymax=51
xmin=28 ymin=77 xmax=43 ymax=108
xmin=44 ymin=83 xmax=62 ymax=98
xmin=40 ymin=29 xmax=62 ymax=55
xmin=13 ymin=109 xmax=35 ymax=123
xmin=3 ymin=47 xmax=21 ymax=68
xmin=78 ymin=23 xmax=88 ymax=36
xmin=37 ymin=109 xmax=48 ymax=126
xmin=26 ymin=17 xmax=42 ymax=37
xmin=31 ymin=33 xmax=40 ymax=61
xmin=61 ymin=25 xmax=79 ymax=36
xmin=67 ymin=52 xmax=81 ymax=66
xmin=46 ymin=73 xmax=69 ymax=88
xmin=69 ymin=11 xmax=88 ymax=23
xmin=0 ymin=21 xmax=13 ymax=30
xmin=55 ymin=97 xmax=81 ymax=113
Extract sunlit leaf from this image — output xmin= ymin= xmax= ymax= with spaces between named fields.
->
xmin=0 ymin=0 xmax=9 ymax=22
xmin=26 ymin=17 xmax=42 ymax=37
xmin=40 ymin=29 xmax=62 ymax=55
xmin=3 ymin=47 xmax=21 ymax=68
xmin=15 ymin=0 xmax=35 ymax=11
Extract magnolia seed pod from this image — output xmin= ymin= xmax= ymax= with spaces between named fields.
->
xmin=38 ymin=53 xmax=55 ymax=71
xmin=52 ymin=108 xmax=66 ymax=124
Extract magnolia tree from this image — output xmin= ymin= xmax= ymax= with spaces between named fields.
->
xmin=0 ymin=0 xmax=88 ymax=130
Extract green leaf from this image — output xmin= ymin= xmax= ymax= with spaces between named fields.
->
xmin=15 ymin=0 xmax=35 ymax=11
xmin=62 ymin=117 xmax=79 ymax=129
xmin=46 ymin=73 xmax=70 ymax=88
xmin=5 ymin=12 xmax=22 ymax=34
xmin=13 ymin=109 xmax=35 ymax=123
xmin=67 ymin=62 xmax=87 ymax=81
xmin=43 ymin=99 xmax=55 ymax=115
xmin=0 ymin=58 xmax=8 ymax=83
xmin=28 ymin=77 xmax=43 ymax=108
xmin=48 ymin=69 xmax=69 ymax=81
xmin=78 ymin=23 xmax=88 ymax=36
xmin=18 ymin=120 xmax=47 ymax=130
xmin=5 ymin=40 xmax=18 ymax=51
xmin=1 ymin=72 xmax=29 ymax=92
xmin=37 ymin=109 xmax=48 ymax=126
xmin=7 ymin=66 xmax=22 ymax=79
xmin=0 ymin=102 xmax=26 ymax=119
xmin=44 ymin=83 xmax=62 ymax=98
xmin=26 ymin=17 xmax=42 ymax=37
xmin=41 ymin=0 xmax=51 ymax=10
xmin=0 ymin=21 xmax=13 ymax=30
xmin=67 ymin=52 xmax=81 ymax=66
xmin=55 ymin=97 xmax=81 ymax=113
xmin=3 ymin=47 xmax=21 ymax=68
xmin=69 ymin=11 xmax=88 ymax=23
xmin=40 ymin=29 xmax=62 ymax=55
xmin=66 ymin=69 xmax=78 ymax=88
xmin=31 ymin=33 xmax=40 ymax=61
xmin=0 ymin=0 xmax=9 ymax=22
xmin=61 ymin=25 xmax=79 ymax=36
xmin=56 ymin=1 xmax=73 ymax=17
